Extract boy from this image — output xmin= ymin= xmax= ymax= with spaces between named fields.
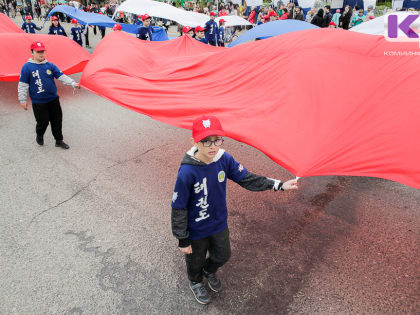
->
xmin=70 ymin=19 xmax=83 ymax=46
xmin=218 ymin=19 xmax=225 ymax=47
xmin=205 ymin=12 xmax=218 ymax=46
xmin=18 ymin=41 xmax=80 ymax=149
xmin=171 ymin=115 xmax=298 ymax=305
xmin=194 ymin=26 xmax=208 ymax=44
xmin=137 ymin=14 xmax=152 ymax=41
xmin=21 ymin=15 xmax=41 ymax=33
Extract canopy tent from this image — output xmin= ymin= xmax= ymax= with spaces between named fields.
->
xmin=80 ymin=29 xmax=420 ymax=189
xmin=0 ymin=12 xmax=24 ymax=33
xmin=113 ymin=0 xmax=250 ymax=27
xmin=403 ymin=0 xmax=420 ymax=8
xmin=0 ymin=33 xmax=90 ymax=81
xmin=229 ymin=20 xmax=319 ymax=47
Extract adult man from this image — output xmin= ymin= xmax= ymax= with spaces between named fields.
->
xmin=137 ymin=14 xmax=152 ymax=41
xmin=294 ymin=7 xmax=305 ymax=21
xmin=205 ymin=12 xmax=218 ymax=46
xmin=18 ymin=42 xmax=80 ymax=149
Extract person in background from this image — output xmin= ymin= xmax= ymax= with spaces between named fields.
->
xmin=332 ymin=9 xmax=341 ymax=26
xmin=205 ymin=12 xmax=218 ymax=46
xmin=194 ymin=25 xmax=208 ymax=44
xmin=22 ymin=15 xmax=41 ymax=33
xmin=182 ymin=26 xmax=194 ymax=37
xmin=287 ymin=2 xmax=295 ymax=18
xmin=311 ymin=8 xmax=324 ymax=27
xmin=279 ymin=8 xmax=289 ymax=20
xmin=70 ymin=19 xmax=83 ymax=46
xmin=48 ymin=16 xmax=67 ymax=36
xmin=305 ymin=7 xmax=316 ymax=23
xmin=365 ymin=5 xmax=374 ymax=21
xmin=322 ymin=5 xmax=332 ymax=27
xmin=269 ymin=11 xmax=278 ymax=22
xmin=339 ymin=5 xmax=352 ymax=30
xmin=351 ymin=9 xmax=365 ymax=27
xmin=137 ymin=14 xmax=152 ymax=40
xmin=294 ymin=6 xmax=304 ymax=21
xmin=218 ymin=19 xmax=225 ymax=46
xmin=328 ymin=21 xmax=337 ymax=28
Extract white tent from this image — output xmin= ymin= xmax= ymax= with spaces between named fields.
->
xmin=113 ymin=0 xmax=251 ymax=27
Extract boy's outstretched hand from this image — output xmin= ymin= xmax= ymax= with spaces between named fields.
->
xmin=179 ymin=245 xmax=192 ymax=254
xmin=282 ymin=179 xmax=299 ymax=190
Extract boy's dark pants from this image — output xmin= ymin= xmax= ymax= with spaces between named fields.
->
xmin=185 ymin=228 xmax=231 ymax=283
xmin=32 ymin=97 xmax=63 ymax=141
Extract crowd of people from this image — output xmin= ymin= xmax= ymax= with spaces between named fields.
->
xmin=2 ymin=0 xmax=418 ymax=48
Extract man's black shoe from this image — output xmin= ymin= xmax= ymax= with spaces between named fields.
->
xmin=189 ymin=281 xmax=211 ymax=305
xmin=55 ymin=141 xmax=70 ymax=149
xmin=36 ymin=136 xmax=44 ymax=146
xmin=203 ymin=269 xmax=222 ymax=292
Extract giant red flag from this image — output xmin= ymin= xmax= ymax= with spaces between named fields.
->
xmin=80 ymin=30 xmax=420 ymax=189
xmin=0 ymin=13 xmax=90 ymax=82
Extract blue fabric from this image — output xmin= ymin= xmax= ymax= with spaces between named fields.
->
xmin=21 ymin=22 xmax=40 ymax=33
xmin=171 ymin=152 xmax=248 ymax=240
xmin=19 ymin=62 xmax=63 ymax=104
xmin=403 ymin=0 xmax=420 ymax=8
xmin=229 ymin=20 xmax=319 ymax=47
xmin=119 ymin=24 xmax=169 ymax=41
xmin=44 ymin=5 xmax=116 ymax=28
xmin=71 ymin=26 xmax=83 ymax=45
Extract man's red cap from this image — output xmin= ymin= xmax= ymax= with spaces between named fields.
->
xmin=31 ymin=41 xmax=46 ymax=51
xmin=182 ymin=26 xmax=192 ymax=33
xmin=192 ymin=116 xmax=225 ymax=142
xmin=142 ymin=14 xmax=151 ymax=20
xmin=51 ymin=16 xmax=58 ymax=21
xmin=195 ymin=25 xmax=205 ymax=32
xmin=219 ymin=19 xmax=226 ymax=24
xmin=210 ymin=11 xmax=217 ymax=16
xmin=26 ymin=15 xmax=32 ymax=20
xmin=113 ymin=23 xmax=122 ymax=30
xmin=71 ymin=18 xmax=78 ymax=24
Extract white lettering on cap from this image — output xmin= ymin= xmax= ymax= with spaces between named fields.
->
xmin=202 ymin=119 xmax=211 ymax=128
xmin=37 ymin=43 xmax=41 ymax=46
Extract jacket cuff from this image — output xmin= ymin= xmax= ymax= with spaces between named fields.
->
xmin=178 ymin=238 xmax=191 ymax=248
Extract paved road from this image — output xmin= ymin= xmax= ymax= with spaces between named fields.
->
xmin=1 ymin=17 xmax=419 ymax=315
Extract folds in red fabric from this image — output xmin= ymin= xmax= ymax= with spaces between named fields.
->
xmin=0 ymin=14 xmax=90 ymax=82
xmin=81 ymin=30 xmax=420 ymax=189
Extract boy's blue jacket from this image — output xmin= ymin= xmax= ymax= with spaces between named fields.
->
xmin=171 ymin=147 xmax=282 ymax=247
xmin=205 ymin=19 xmax=218 ymax=43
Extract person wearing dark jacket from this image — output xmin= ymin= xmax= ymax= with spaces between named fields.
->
xmin=322 ymin=5 xmax=332 ymax=27
xmin=339 ymin=5 xmax=352 ymax=30
xmin=294 ymin=6 xmax=304 ymax=21
xmin=171 ymin=115 xmax=298 ymax=305
xmin=311 ymin=8 xmax=324 ymax=27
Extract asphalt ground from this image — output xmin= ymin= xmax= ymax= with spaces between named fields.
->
xmin=0 ymin=16 xmax=419 ymax=315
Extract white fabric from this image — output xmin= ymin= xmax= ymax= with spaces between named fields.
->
xmin=364 ymin=0 xmax=377 ymax=9
xmin=245 ymin=0 xmax=263 ymax=6
xmin=298 ymin=0 xmax=317 ymax=8
xmin=114 ymin=0 xmax=250 ymax=27
xmin=392 ymin=0 xmax=404 ymax=10
xmin=331 ymin=0 xmax=344 ymax=8
xmin=216 ymin=15 xmax=251 ymax=27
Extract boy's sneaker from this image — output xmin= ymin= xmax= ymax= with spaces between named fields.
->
xmin=189 ymin=281 xmax=211 ymax=305
xmin=203 ymin=270 xmax=222 ymax=292
xmin=36 ymin=136 xmax=43 ymax=146
xmin=55 ymin=141 xmax=70 ymax=149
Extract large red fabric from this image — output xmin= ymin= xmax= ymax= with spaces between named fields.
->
xmin=0 ymin=12 xmax=24 ymax=33
xmin=0 ymin=14 xmax=90 ymax=82
xmin=81 ymin=30 xmax=420 ymax=189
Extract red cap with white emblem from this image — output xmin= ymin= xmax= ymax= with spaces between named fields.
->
xmin=192 ymin=115 xmax=225 ymax=142
xmin=30 ymin=41 xmax=46 ymax=51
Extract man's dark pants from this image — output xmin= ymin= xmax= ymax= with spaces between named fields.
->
xmin=185 ymin=228 xmax=231 ymax=283
xmin=32 ymin=97 xmax=63 ymax=141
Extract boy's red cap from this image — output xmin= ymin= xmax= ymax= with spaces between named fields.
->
xmin=26 ymin=15 xmax=32 ymax=20
xmin=195 ymin=25 xmax=205 ymax=32
xmin=31 ymin=41 xmax=46 ymax=51
xmin=113 ymin=23 xmax=122 ymax=30
xmin=142 ymin=14 xmax=151 ymax=20
xmin=51 ymin=16 xmax=58 ymax=21
xmin=192 ymin=116 xmax=225 ymax=142
xmin=219 ymin=19 xmax=226 ymax=24
xmin=71 ymin=18 xmax=78 ymax=24
xmin=210 ymin=11 xmax=217 ymax=16
xmin=329 ymin=21 xmax=337 ymax=26
xmin=182 ymin=26 xmax=192 ymax=33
